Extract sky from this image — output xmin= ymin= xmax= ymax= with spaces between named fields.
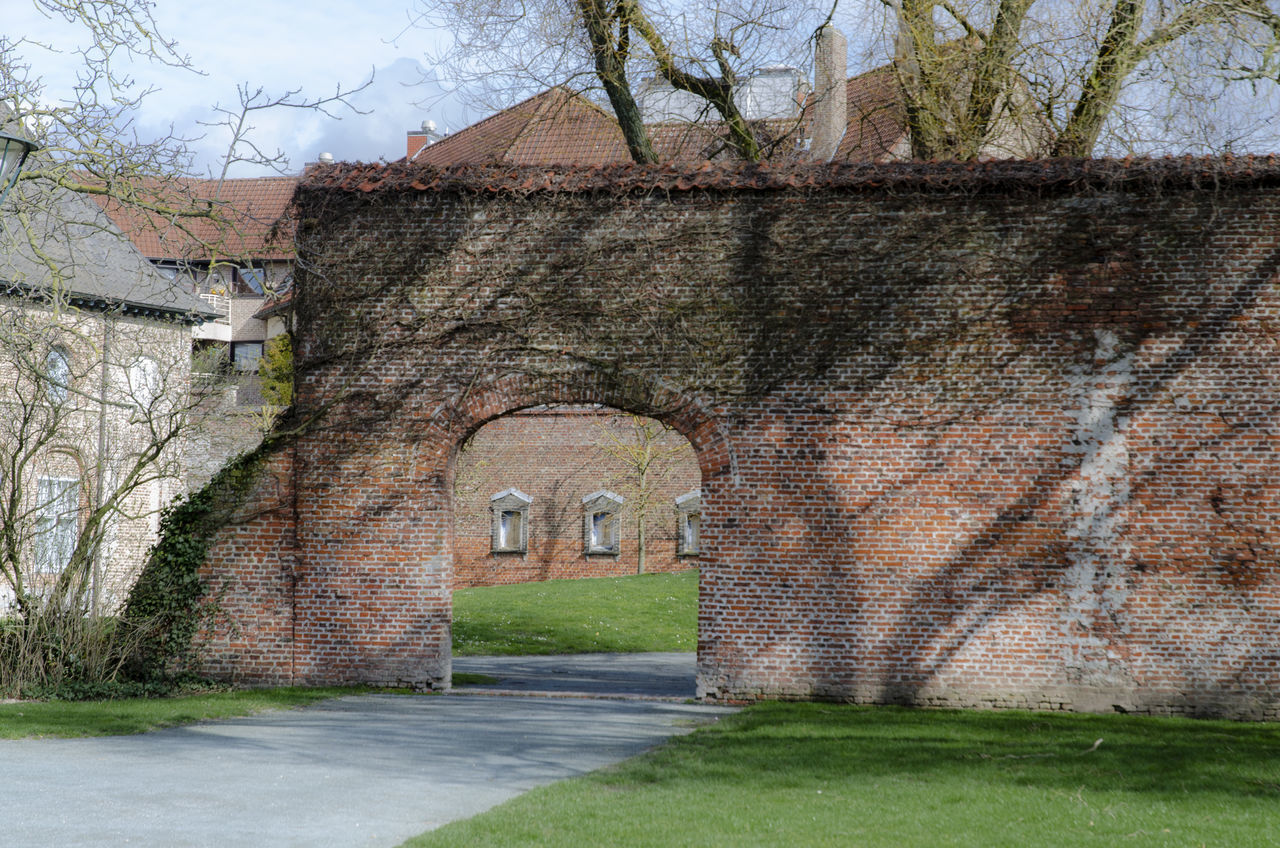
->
xmin=11 ymin=2 xmax=1280 ymax=176
xmin=11 ymin=0 xmax=475 ymax=176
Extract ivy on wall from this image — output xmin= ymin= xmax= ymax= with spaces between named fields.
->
xmin=122 ymin=443 xmax=273 ymax=680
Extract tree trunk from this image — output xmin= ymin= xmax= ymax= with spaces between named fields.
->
xmin=1053 ymin=0 xmax=1142 ymax=157
xmin=635 ymin=510 xmax=647 ymax=574
xmin=579 ymin=0 xmax=658 ymax=163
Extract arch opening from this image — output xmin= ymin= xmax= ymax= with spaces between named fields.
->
xmin=449 ymin=404 xmax=704 ymax=696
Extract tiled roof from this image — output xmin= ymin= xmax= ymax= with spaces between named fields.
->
xmin=97 ymin=67 xmax=903 ymax=267
xmin=837 ymin=66 xmax=909 ymax=161
xmin=1 ymin=179 xmax=218 ymax=321
xmin=414 ymin=88 xmax=630 ymax=167
xmin=96 ymin=176 xmax=298 ymax=262
xmin=301 ymin=155 xmax=1280 ymax=198
xmin=253 ymin=285 xmax=293 ymax=320
xmin=411 ymin=66 xmax=912 ymax=168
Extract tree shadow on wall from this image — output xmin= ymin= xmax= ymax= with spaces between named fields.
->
xmin=727 ymin=194 xmax=1280 ymax=708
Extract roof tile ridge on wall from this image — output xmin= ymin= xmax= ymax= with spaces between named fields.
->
xmin=298 ymin=153 xmax=1280 ymax=198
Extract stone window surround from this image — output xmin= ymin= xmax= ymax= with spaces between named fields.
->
xmin=582 ymin=489 xmax=624 ymax=556
xmin=489 ymin=488 xmax=532 ymax=554
xmin=675 ymin=489 xmax=701 ymax=557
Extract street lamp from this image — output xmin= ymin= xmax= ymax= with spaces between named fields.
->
xmin=0 ymin=129 xmax=38 ymax=207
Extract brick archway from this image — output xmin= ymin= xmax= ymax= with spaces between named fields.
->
xmin=201 ymin=159 xmax=1280 ymax=717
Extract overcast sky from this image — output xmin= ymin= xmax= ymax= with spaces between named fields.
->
xmin=12 ymin=0 xmax=474 ymax=176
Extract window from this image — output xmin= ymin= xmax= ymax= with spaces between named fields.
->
xmin=582 ymin=490 xmax=624 ymax=555
xmin=675 ymin=490 xmax=701 ymax=556
xmin=238 ymin=266 xmax=266 ymax=295
xmin=128 ymin=356 xmax=162 ymax=409
xmin=45 ymin=347 xmax=71 ymax=404
xmin=498 ymin=509 xmax=523 ymax=550
xmin=489 ymin=489 xmax=532 ymax=553
xmin=232 ymin=342 xmax=264 ymax=371
xmin=34 ymin=476 xmax=79 ymax=574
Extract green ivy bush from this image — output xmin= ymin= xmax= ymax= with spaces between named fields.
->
xmin=120 ymin=445 xmax=272 ymax=683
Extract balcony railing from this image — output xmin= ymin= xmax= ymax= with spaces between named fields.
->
xmin=199 ymin=293 xmax=230 ymax=315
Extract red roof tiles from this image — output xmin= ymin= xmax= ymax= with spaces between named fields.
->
xmin=410 ymin=66 xmax=912 ymax=169
xmin=97 ymin=176 xmax=298 ymax=262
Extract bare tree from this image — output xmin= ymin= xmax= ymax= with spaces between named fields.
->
xmin=0 ymin=0 xmax=364 ymax=695
xmin=595 ymin=414 xmax=696 ymax=574
xmin=887 ymin=0 xmax=1280 ymax=159
xmin=407 ymin=0 xmax=841 ymax=162
xmin=410 ymin=0 xmax=1280 ymax=161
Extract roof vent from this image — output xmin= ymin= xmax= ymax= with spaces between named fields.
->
xmin=317 ymin=152 xmax=335 ymax=164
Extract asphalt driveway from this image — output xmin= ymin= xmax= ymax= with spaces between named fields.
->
xmin=0 ymin=654 xmax=728 ymax=848
xmin=452 ymin=651 xmax=697 ymax=698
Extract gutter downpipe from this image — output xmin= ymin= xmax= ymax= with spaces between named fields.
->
xmin=91 ymin=315 xmax=112 ymax=615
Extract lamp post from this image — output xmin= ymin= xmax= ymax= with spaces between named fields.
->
xmin=0 ymin=129 xmax=38 ymax=207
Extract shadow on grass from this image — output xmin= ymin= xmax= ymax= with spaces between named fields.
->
xmin=649 ymin=703 xmax=1280 ymax=801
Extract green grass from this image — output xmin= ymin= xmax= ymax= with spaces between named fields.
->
xmin=0 ymin=686 xmax=373 ymax=738
xmin=451 ymin=570 xmax=697 ymax=656
xmin=403 ymin=702 xmax=1280 ymax=848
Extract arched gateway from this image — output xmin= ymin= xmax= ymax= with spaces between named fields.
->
xmin=200 ymin=158 xmax=1280 ymax=718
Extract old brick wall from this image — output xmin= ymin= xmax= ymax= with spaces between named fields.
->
xmin=201 ymin=158 xmax=1280 ymax=716
xmin=454 ymin=407 xmax=701 ymax=587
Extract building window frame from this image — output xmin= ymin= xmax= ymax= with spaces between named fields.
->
xmin=675 ymin=489 xmax=701 ymax=557
xmin=44 ymin=346 xmax=71 ymax=405
xmin=489 ymin=488 xmax=532 ymax=554
xmin=582 ymin=490 xmax=624 ymax=556
xmin=34 ymin=475 xmax=79 ymax=574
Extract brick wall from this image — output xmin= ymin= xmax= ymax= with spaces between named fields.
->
xmin=454 ymin=407 xmax=700 ymax=587
xmin=201 ymin=158 xmax=1280 ymax=717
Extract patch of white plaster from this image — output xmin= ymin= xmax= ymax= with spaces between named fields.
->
xmin=1061 ymin=329 xmax=1136 ymax=686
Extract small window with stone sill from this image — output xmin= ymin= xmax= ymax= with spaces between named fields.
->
xmin=675 ymin=490 xmax=701 ymax=556
xmin=489 ymin=488 xmax=532 ymax=554
xmin=582 ymin=490 xmax=624 ymax=556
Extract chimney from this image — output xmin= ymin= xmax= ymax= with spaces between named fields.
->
xmin=407 ymin=120 xmax=443 ymax=158
xmin=809 ymin=25 xmax=848 ymax=162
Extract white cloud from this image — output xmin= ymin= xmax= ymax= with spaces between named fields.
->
xmin=9 ymin=0 xmax=465 ymax=176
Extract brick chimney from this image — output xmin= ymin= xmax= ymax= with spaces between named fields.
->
xmin=407 ymin=120 xmax=443 ymax=158
xmin=809 ymin=25 xmax=848 ymax=162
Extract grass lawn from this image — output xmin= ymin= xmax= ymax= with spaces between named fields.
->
xmin=0 ymin=687 xmax=374 ymax=738
xmin=452 ymin=570 xmax=697 ymax=655
xmin=403 ymin=701 xmax=1280 ymax=848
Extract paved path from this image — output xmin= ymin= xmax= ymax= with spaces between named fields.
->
xmin=0 ymin=654 xmax=728 ymax=848
xmin=453 ymin=651 xmax=697 ymax=698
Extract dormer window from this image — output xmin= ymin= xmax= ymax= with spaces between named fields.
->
xmin=238 ymin=266 xmax=266 ymax=294
xmin=582 ymin=490 xmax=624 ymax=555
xmin=675 ymin=490 xmax=701 ymax=556
xmin=489 ymin=488 xmax=531 ymax=553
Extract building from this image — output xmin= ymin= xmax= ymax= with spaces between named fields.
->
xmin=94 ymin=176 xmax=296 ymax=379
xmin=406 ymin=30 xmax=1048 ymax=167
xmin=95 ymin=176 xmax=298 ymax=485
xmin=110 ymin=33 xmax=1044 ymax=588
xmin=0 ymin=177 xmax=215 ymax=612
xmin=454 ymin=406 xmax=701 ymax=587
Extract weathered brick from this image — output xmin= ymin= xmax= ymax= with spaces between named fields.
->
xmin=200 ymin=159 xmax=1280 ymax=718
